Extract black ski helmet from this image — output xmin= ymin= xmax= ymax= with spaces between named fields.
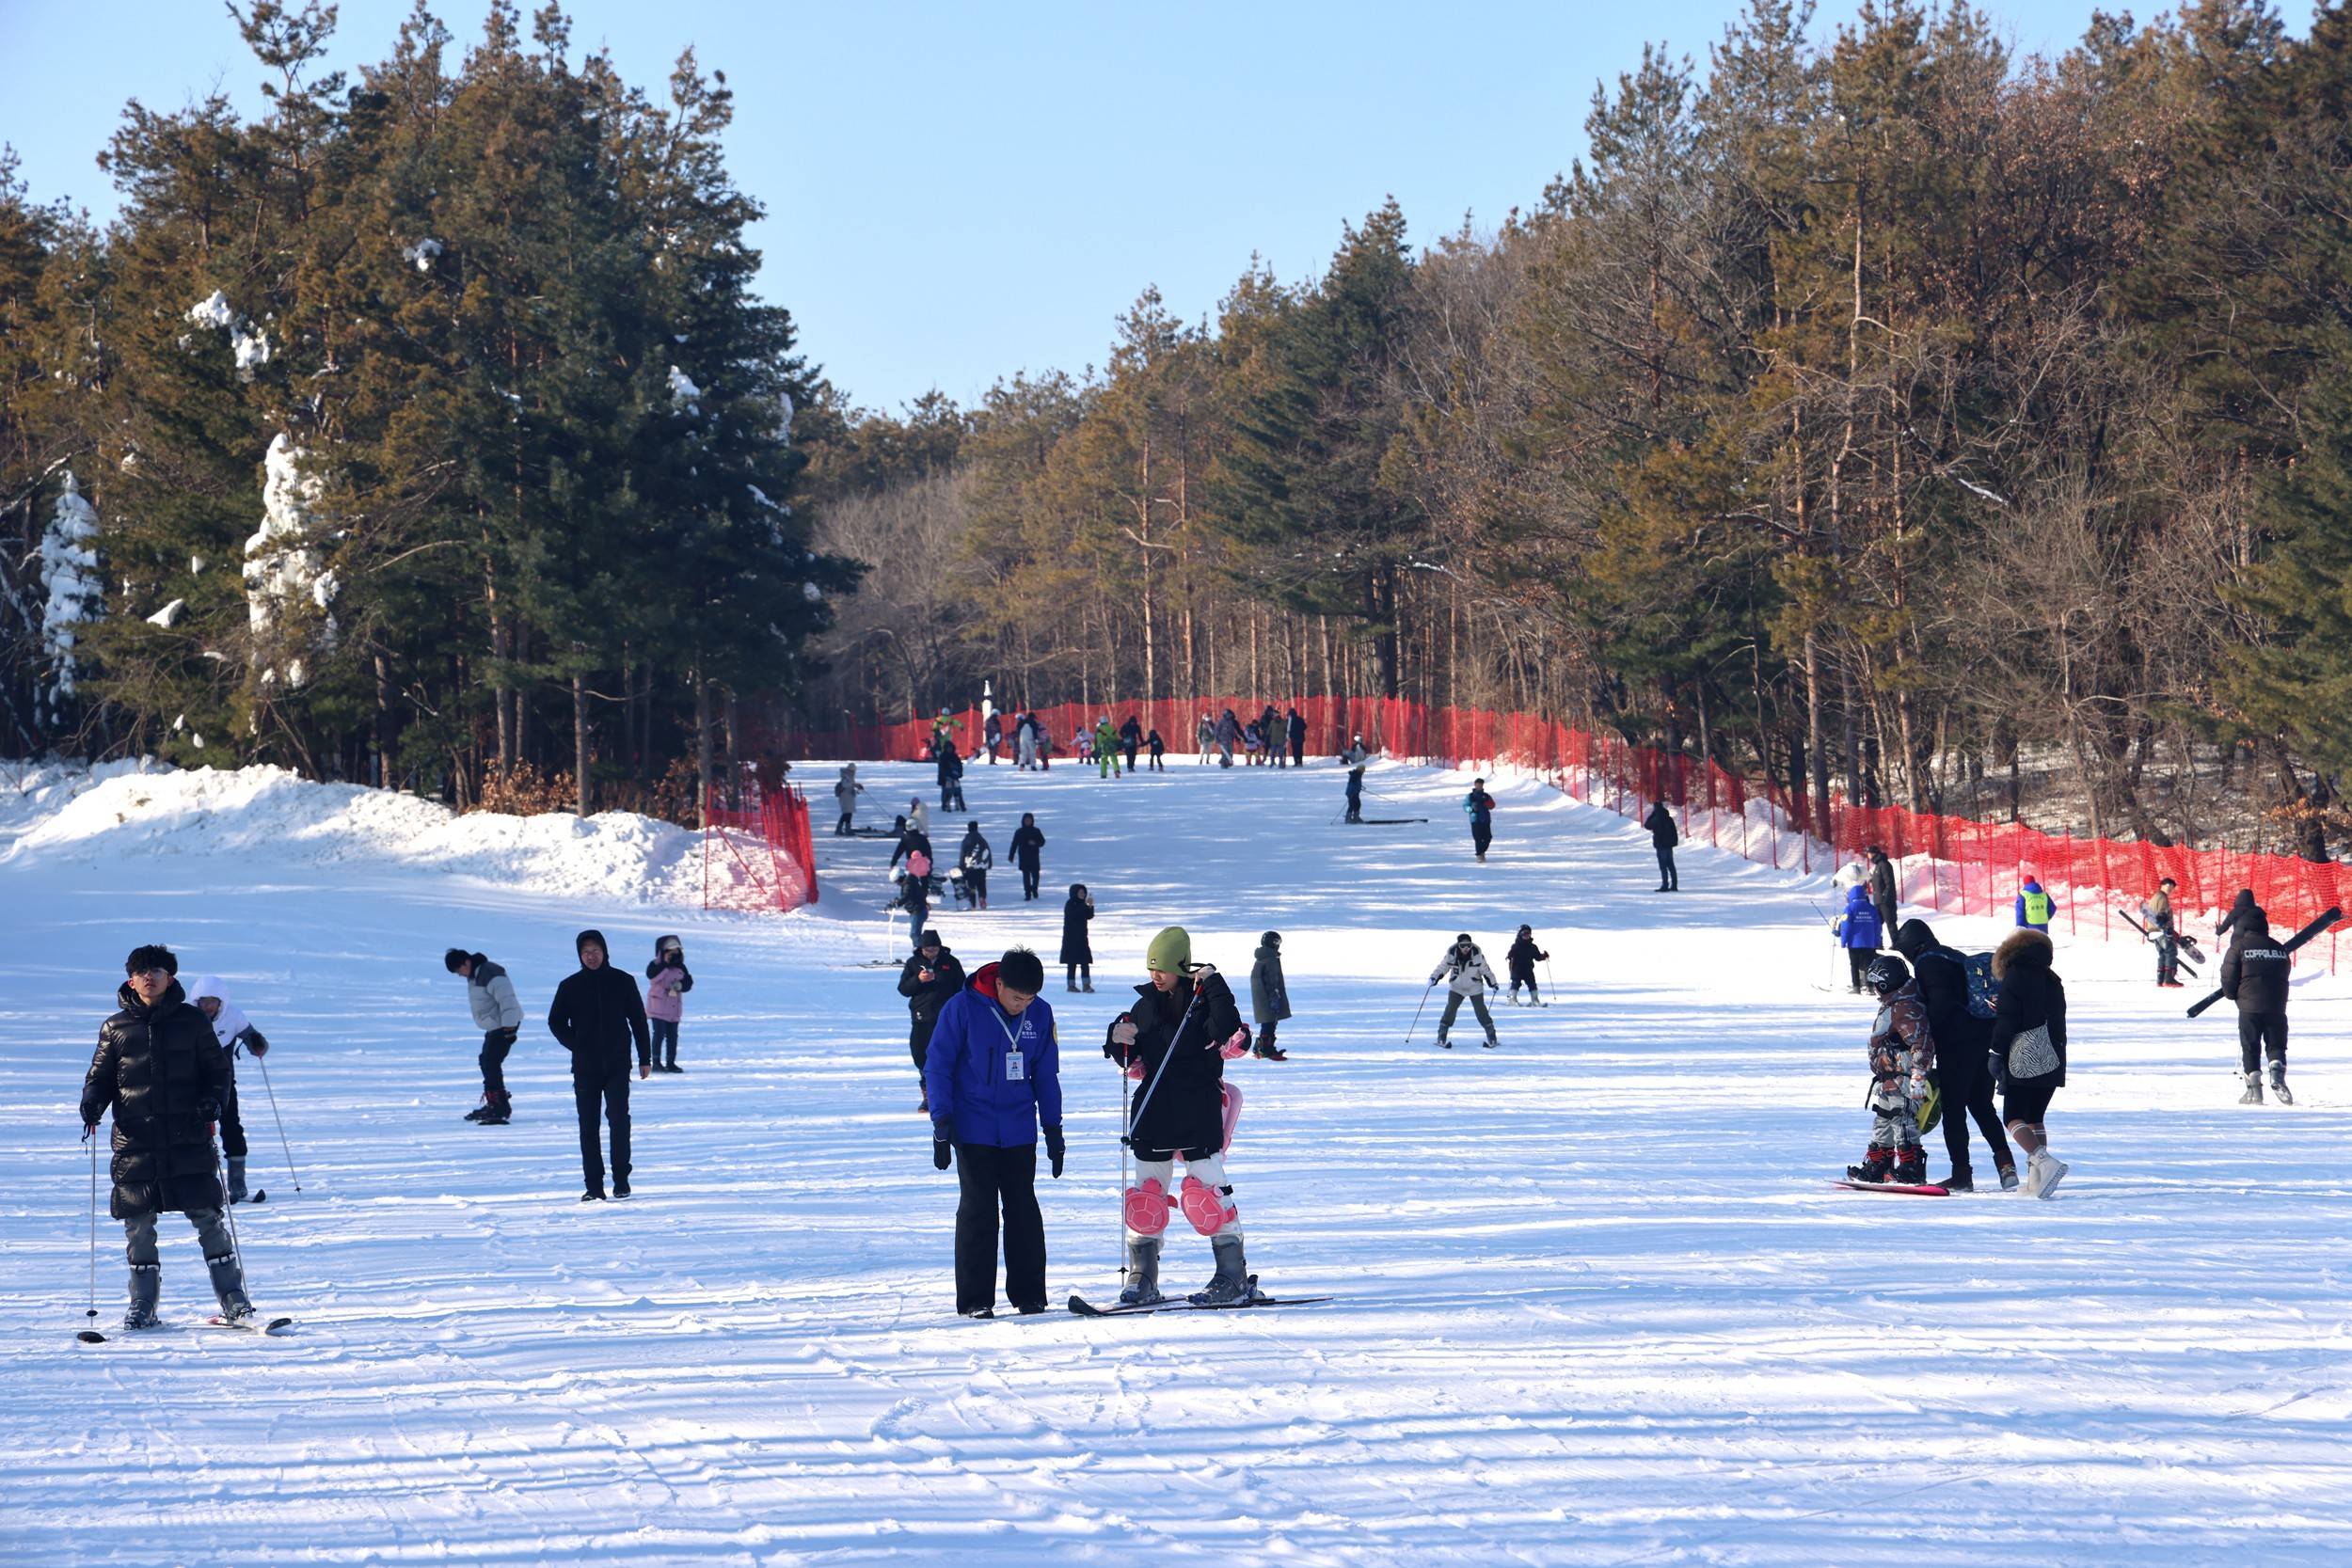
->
xmin=1864 ymin=955 xmax=1911 ymax=994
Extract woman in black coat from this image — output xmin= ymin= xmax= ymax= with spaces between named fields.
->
xmin=1010 ymin=813 xmax=1046 ymax=901
xmin=1990 ymin=928 xmax=2069 ymax=1198
xmin=1060 ymin=883 xmax=1095 ymax=991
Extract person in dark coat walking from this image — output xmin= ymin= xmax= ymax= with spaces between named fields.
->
xmin=926 ymin=948 xmax=1062 ymax=1317
xmin=1464 ymin=779 xmax=1496 ymax=863
xmin=1060 ymin=883 xmax=1096 ymax=991
xmin=2216 ymin=887 xmax=2258 ymax=942
xmin=898 ymin=929 xmax=967 ymax=1111
xmin=546 ymin=929 xmax=652 ymax=1201
xmin=1105 ymin=927 xmax=1263 ymax=1307
xmin=1991 ymin=928 xmax=2070 ymax=1196
xmin=1892 ymin=919 xmax=2017 ymax=1192
xmin=1248 ymin=931 xmax=1291 ymax=1060
xmin=1644 ymin=800 xmax=1679 ymax=891
xmin=1119 ymin=714 xmax=1143 ymax=773
xmin=957 ymin=821 xmax=993 ymax=910
xmin=1146 ymin=727 xmax=1167 ymax=771
xmin=1010 ymin=812 xmax=1046 ymax=901
xmin=1286 ymin=707 xmax=1307 ymax=768
xmin=80 ymin=944 xmax=259 ymax=1329
xmin=2220 ymin=907 xmax=2294 ymax=1104
xmin=1867 ymin=846 xmax=1898 ymax=932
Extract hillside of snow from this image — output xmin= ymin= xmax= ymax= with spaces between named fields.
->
xmin=3 ymin=755 xmax=2347 ymax=1564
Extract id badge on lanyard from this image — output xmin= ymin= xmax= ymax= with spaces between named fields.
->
xmin=993 ymin=1006 xmax=1026 ymax=1081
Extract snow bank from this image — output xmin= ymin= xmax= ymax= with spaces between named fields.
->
xmin=3 ymin=762 xmax=707 ymax=906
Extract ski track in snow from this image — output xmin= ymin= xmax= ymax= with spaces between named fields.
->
xmin=3 ymin=757 xmax=2349 ymax=1565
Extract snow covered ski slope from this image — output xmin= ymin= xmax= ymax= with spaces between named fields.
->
xmin=4 ymin=756 xmax=2349 ymax=1564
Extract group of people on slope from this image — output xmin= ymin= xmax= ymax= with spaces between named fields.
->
xmin=1197 ymin=705 xmax=1309 ymax=768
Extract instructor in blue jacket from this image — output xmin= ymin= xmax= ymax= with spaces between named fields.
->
xmin=925 ymin=946 xmax=1064 ymax=1317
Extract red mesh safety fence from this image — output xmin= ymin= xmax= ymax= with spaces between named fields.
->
xmin=788 ymin=697 xmax=2340 ymax=972
xmin=702 ymin=784 xmax=818 ymax=913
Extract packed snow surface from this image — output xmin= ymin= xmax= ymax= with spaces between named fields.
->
xmin=3 ymin=755 xmax=2349 ymax=1564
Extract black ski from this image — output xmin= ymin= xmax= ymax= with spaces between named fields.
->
xmin=1068 ymin=1277 xmax=1333 ymax=1318
xmin=2188 ymin=906 xmax=2340 ymax=1018
xmin=201 ymin=1314 xmax=294 ymax=1335
xmin=1355 ymin=817 xmax=1428 ymax=825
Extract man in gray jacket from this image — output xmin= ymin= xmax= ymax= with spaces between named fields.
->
xmin=446 ymin=948 xmax=524 ymax=1125
xmin=1249 ymin=931 xmax=1292 ymax=1061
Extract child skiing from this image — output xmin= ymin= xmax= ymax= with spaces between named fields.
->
xmin=1847 ymin=955 xmax=1934 ymax=1186
xmin=1835 ymin=882 xmax=1883 ymax=993
xmin=1504 ymin=926 xmax=1549 ymax=1005
xmin=1464 ymin=779 xmax=1496 ymax=863
xmin=185 ymin=974 xmax=273 ymax=1203
xmin=1429 ymin=934 xmax=1501 ymax=1048
xmin=644 ymin=935 xmax=693 ymax=1072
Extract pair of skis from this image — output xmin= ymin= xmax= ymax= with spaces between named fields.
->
xmin=78 ymin=1314 xmax=294 ymax=1344
xmin=1067 ymin=1277 xmax=1332 ymax=1318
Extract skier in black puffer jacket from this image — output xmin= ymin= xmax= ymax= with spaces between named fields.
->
xmin=2219 ymin=909 xmax=2295 ymax=1105
xmin=1104 ymin=927 xmax=1265 ymax=1309
xmin=1891 ymin=918 xmax=2016 ymax=1192
xmin=80 ymin=943 xmax=259 ymax=1330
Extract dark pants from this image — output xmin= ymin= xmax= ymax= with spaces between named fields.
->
xmin=1656 ymin=846 xmax=1678 ymax=890
xmin=2154 ymin=931 xmax=2178 ymax=984
xmin=481 ymin=1026 xmax=516 ymax=1101
xmin=911 ymin=1022 xmax=936 ymax=1077
xmin=219 ymin=1068 xmax=247 ymax=1159
xmin=652 ymin=1018 xmax=679 ymax=1068
xmin=835 ymin=811 xmax=852 ymax=835
xmin=1509 ymin=971 xmax=1539 ymax=1001
xmin=1471 ymin=824 xmax=1492 ymax=859
xmin=954 ymin=1142 xmax=1045 ymax=1315
xmin=2238 ymin=1011 xmax=2288 ymax=1074
xmin=1150 ymin=749 xmax=1164 ymax=771
xmin=1846 ymin=947 xmax=1878 ymax=991
xmin=1938 ymin=1068 xmax=2013 ymax=1180
xmin=573 ymin=1065 xmax=632 ymax=1193
xmin=1020 ymin=864 xmax=1041 ymax=899
xmin=1290 ymin=737 xmax=1304 ymax=766
xmin=1066 ymin=962 xmax=1090 ymax=989
xmin=965 ymin=868 xmax=987 ymax=905
xmin=1123 ymin=742 xmax=1139 ymax=770
xmin=906 ymin=895 xmax=928 ymax=940
xmin=1258 ymin=1018 xmax=1279 ymax=1050
xmin=1438 ymin=990 xmax=1496 ymax=1042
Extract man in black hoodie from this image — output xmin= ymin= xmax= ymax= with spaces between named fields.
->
xmin=898 ymin=929 xmax=968 ymax=1110
xmin=2219 ymin=908 xmax=2294 ymax=1104
xmin=1644 ymin=800 xmax=1680 ymax=891
xmin=1891 ymin=919 xmax=2017 ymax=1191
xmin=547 ymin=930 xmax=652 ymax=1201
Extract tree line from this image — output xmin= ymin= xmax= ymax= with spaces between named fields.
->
xmin=795 ymin=0 xmax=2352 ymax=859
xmin=0 ymin=1 xmax=855 ymax=816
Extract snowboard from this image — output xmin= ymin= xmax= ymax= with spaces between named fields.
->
xmin=2187 ymin=905 xmax=2342 ymax=1018
xmin=1834 ymin=1179 xmax=1949 ymax=1196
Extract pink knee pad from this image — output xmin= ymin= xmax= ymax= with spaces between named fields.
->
xmin=1123 ymin=1180 xmax=1170 ymax=1235
xmin=1220 ymin=1081 xmax=1243 ymax=1151
xmin=1181 ymin=1175 xmax=1235 ymax=1236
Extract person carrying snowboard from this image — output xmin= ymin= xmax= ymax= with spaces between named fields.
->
xmin=643 ymin=935 xmax=693 ymax=1073
xmin=983 ymin=709 xmax=1003 ymax=764
xmin=957 ymin=821 xmax=993 ymax=910
xmin=1429 ymin=934 xmax=1500 ymax=1049
xmin=82 ymin=944 xmax=263 ymax=1329
xmin=833 ymin=763 xmax=865 ymax=835
xmin=1248 ymin=931 xmax=1292 ymax=1060
xmin=1010 ymin=812 xmax=1046 ymax=901
xmin=899 ymin=929 xmax=967 ymax=1113
xmin=1060 ymin=883 xmax=1096 ymax=991
xmin=1504 ymin=925 xmax=1549 ymax=1006
xmin=1848 ymin=955 xmax=1933 ymax=1186
xmin=2219 ymin=905 xmax=2293 ymax=1104
xmin=1835 ymin=882 xmax=1884 ymax=993
xmin=1464 ymin=779 xmax=1496 ymax=863
xmin=2143 ymin=877 xmax=2184 ymax=990
xmin=1644 ymin=800 xmax=1679 ymax=891
xmin=185 ymin=974 xmax=271 ymax=1203
xmin=446 ymin=946 xmax=524 ymax=1124
xmin=1105 ymin=927 xmax=1264 ymax=1307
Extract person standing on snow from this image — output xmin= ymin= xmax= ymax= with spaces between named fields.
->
xmin=833 ymin=764 xmax=866 ymax=835
xmin=546 ymin=930 xmax=652 ymax=1201
xmin=2143 ymin=877 xmax=2185 ymax=990
xmin=1644 ymin=800 xmax=1680 ymax=891
xmin=1835 ymin=882 xmax=1884 ymax=994
xmin=185 ymin=974 xmax=272 ymax=1203
xmin=1429 ymin=934 xmax=1501 ymax=1049
xmin=906 ymin=795 xmax=931 ymax=838
xmin=926 ymin=947 xmax=1063 ymax=1317
xmin=1119 ymin=714 xmax=1143 ymax=773
xmin=958 ymin=821 xmax=993 ymax=910
xmin=1016 ymin=712 xmax=1039 ymax=770
xmin=1891 ymin=919 xmax=2017 ymax=1192
xmin=898 ymin=929 xmax=967 ymax=1112
xmin=943 ymin=743 xmax=967 ymax=814
xmin=1215 ymin=707 xmax=1240 ymax=768
xmin=1343 ymin=762 xmax=1366 ymax=823
xmin=1464 ymin=779 xmax=1496 ymax=863
xmin=1010 ymin=812 xmax=1046 ymax=901
xmin=2013 ymin=873 xmax=2055 ymax=932
xmin=1094 ymin=716 xmax=1120 ymax=778
xmin=1504 ymin=926 xmax=1549 ymax=1006
xmin=1196 ymin=713 xmax=1216 ymax=765
xmin=1867 ymin=846 xmax=1898 ymax=932
xmin=1146 ymin=726 xmax=1167 ymax=771
xmin=2219 ymin=906 xmax=2294 ymax=1105
xmin=1106 ymin=927 xmax=1265 ymax=1307
xmin=1990 ymin=928 xmax=2070 ymax=1197
xmin=2216 ymin=887 xmax=2258 ymax=942
xmin=1847 ymin=955 xmax=1933 ymax=1186
xmin=1248 ymin=932 xmax=1292 ymax=1060
xmin=1286 ymin=707 xmax=1308 ymax=768
xmin=1061 ymin=883 xmax=1096 ymax=992
xmin=81 ymin=944 xmax=262 ymax=1329
xmin=643 ymin=935 xmax=693 ymax=1073
xmin=446 ymin=947 xmax=524 ymax=1125
xmin=983 ymin=710 xmax=1003 ymax=765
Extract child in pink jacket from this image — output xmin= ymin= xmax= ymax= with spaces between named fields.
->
xmin=644 ymin=935 xmax=694 ymax=1073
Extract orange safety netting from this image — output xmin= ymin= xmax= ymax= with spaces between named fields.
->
xmin=702 ymin=784 xmax=818 ymax=913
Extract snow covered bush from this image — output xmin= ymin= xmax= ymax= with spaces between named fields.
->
xmin=35 ymin=471 xmax=102 ymax=726
xmin=244 ymin=434 xmax=339 ymax=685
xmin=184 ymin=290 xmax=271 ymax=382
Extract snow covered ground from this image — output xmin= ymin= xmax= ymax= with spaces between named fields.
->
xmin=4 ymin=754 xmax=2349 ymax=1565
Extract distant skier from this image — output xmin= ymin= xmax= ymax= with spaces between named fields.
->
xmin=82 ymin=944 xmax=262 ymax=1329
xmin=1286 ymin=706 xmax=1307 ymax=768
xmin=1429 ymin=934 xmax=1500 ymax=1049
xmin=1891 ymin=920 xmax=2017 ymax=1192
xmin=833 ymin=763 xmax=865 ymax=835
xmin=1010 ymin=811 xmax=1046 ymax=901
xmin=1033 ymin=714 xmax=1053 ymax=768
xmin=983 ymin=710 xmax=1003 ymax=765
xmin=1504 ymin=925 xmax=1549 ymax=1006
xmin=1077 ymin=727 xmax=1095 ymax=765
xmin=1260 ymin=705 xmax=1282 ymax=768
xmin=1342 ymin=735 xmax=1374 ymax=768
xmin=1215 ymin=707 xmax=1240 ymax=767
xmin=941 ymin=743 xmax=967 ymax=814
xmin=1867 ymin=845 xmax=1898 ymax=932
xmin=928 ymin=947 xmax=1062 ymax=1318
xmin=445 ymin=947 xmax=524 ymax=1125
xmin=1248 ymin=931 xmax=1292 ymax=1060
xmin=1016 ymin=712 xmax=1039 ymax=770
xmin=1463 ymin=779 xmax=1495 ymax=863
xmin=1060 ymin=883 xmax=1096 ymax=992
xmin=1242 ymin=719 xmax=1263 ymax=765
xmin=1343 ymin=762 xmax=1365 ymax=823
xmin=546 ymin=929 xmax=652 ymax=1202
xmin=1644 ymin=800 xmax=1679 ymax=891
xmin=1835 ymin=883 xmax=1883 ymax=993
xmin=2013 ymin=872 xmax=2054 ymax=932
xmin=2143 ymin=877 xmax=2184 ymax=989
xmin=643 ymin=935 xmax=692 ymax=1073
xmin=1094 ymin=716 xmax=1120 ymax=778
xmin=1105 ymin=927 xmax=1265 ymax=1307
xmin=1196 ymin=713 xmax=1216 ymax=765
xmin=1847 ymin=955 xmax=1932 ymax=1186
xmin=2219 ymin=906 xmax=2293 ymax=1105
xmin=1119 ymin=714 xmax=1143 ymax=773
xmin=185 ymin=974 xmax=271 ymax=1203
xmin=1146 ymin=726 xmax=1167 ymax=771
xmin=1991 ymin=928 xmax=2069 ymax=1197
xmin=898 ymin=929 xmax=967 ymax=1113
xmin=958 ymin=821 xmax=993 ymax=910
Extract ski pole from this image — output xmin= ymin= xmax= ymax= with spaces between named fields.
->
xmin=81 ymin=1127 xmax=103 ymax=1342
xmin=215 ymin=1145 xmax=245 ymax=1275
xmin=1117 ymin=1054 xmax=1133 ymax=1285
xmin=254 ymin=1053 xmax=302 ymax=1194
xmin=1405 ymin=983 xmax=1435 ymax=1046
xmin=1543 ymin=958 xmax=1556 ymax=1005
xmin=1123 ymin=971 xmax=1214 ymax=1146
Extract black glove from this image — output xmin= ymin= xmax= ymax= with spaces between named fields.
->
xmin=492 ymin=1026 xmax=518 ymax=1045
xmin=932 ymin=1122 xmax=953 ymax=1171
xmin=1044 ymin=1125 xmax=1066 ymax=1179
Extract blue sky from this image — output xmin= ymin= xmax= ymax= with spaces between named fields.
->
xmin=0 ymin=1 xmax=2318 ymax=414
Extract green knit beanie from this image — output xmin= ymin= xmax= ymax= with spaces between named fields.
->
xmin=1146 ymin=926 xmax=1192 ymax=974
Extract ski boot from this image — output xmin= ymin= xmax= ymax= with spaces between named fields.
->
xmin=1482 ymin=1032 xmax=1498 ymax=1049
xmin=1893 ymin=1152 xmax=1928 ymax=1186
xmin=2270 ymin=1064 xmax=2294 ymax=1106
xmin=226 ymin=1158 xmax=249 ymax=1205
xmin=123 ymin=1263 xmax=162 ymax=1331
xmin=1846 ymin=1149 xmax=1894 ymax=1185
xmin=206 ymin=1249 xmax=255 ymax=1324
xmin=1997 ymin=1164 xmax=2020 ymax=1192
xmin=1118 ymin=1236 xmax=1164 ymax=1307
xmin=1188 ymin=1233 xmax=1262 ymax=1307
xmin=1436 ymin=1032 xmax=1453 ymax=1050
xmin=2239 ymin=1071 xmax=2265 ymax=1105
